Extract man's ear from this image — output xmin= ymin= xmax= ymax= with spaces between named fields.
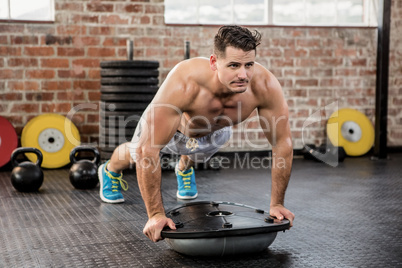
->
xmin=210 ymin=54 xmax=217 ymax=71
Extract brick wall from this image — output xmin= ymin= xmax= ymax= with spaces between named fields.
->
xmin=0 ymin=0 xmax=401 ymax=153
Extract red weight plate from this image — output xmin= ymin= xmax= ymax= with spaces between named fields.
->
xmin=0 ymin=116 xmax=18 ymax=168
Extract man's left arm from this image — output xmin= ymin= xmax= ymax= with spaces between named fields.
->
xmin=257 ymin=76 xmax=295 ymax=227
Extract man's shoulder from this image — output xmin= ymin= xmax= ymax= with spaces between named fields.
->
xmin=252 ymin=63 xmax=280 ymax=92
xmin=166 ymin=57 xmax=211 ymax=93
xmin=250 ymin=63 xmax=284 ymax=109
xmin=254 ymin=62 xmax=275 ymax=79
xmin=154 ymin=59 xmax=208 ymax=109
xmin=174 ymin=57 xmax=210 ymax=77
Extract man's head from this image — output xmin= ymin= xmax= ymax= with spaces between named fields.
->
xmin=213 ymin=25 xmax=261 ymax=58
xmin=211 ymin=25 xmax=261 ymax=93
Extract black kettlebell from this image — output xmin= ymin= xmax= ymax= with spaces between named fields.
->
xmin=69 ymin=146 xmax=100 ymax=189
xmin=10 ymin=147 xmax=44 ymax=192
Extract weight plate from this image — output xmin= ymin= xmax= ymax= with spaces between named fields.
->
xmin=100 ymin=150 xmax=113 ymax=160
xmin=100 ymin=132 xmax=133 ymax=141
xmin=100 ymin=94 xmax=154 ymax=103
xmin=100 ymin=111 xmax=143 ymax=118
xmin=101 ymin=134 xmax=134 ymax=142
xmin=101 ymin=102 xmax=149 ymax=112
xmin=21 ymin=114 xmax=81 ymax=168
xmin=0 ymin=116 xmax=18 ymax=168
xmin=100 ymin=85 xmax=159 ymax=94
xmin=341 ymin=121 xmax=362 ymax=142
xmin=100 ymin=126 xmax=136 ymax=137
xmin=101 ymin=77 xmax=158 ymax=85
xmin=99 ymin=145 xmax=118 ymax=152
xmin=100 ymin=117 xmax=139 ymax=128
xmin=100 ymin=60 xmax=159 ymax=69
xmin=100 ymin=119 xmax=138 ymax=131
xmin=327 ymin=108 xmax=374 ymax=156
xmin=100 ymin=123 xmax=137 ymax=131
xmin=99 ymin=137 xmax=129 ymax=148
xmin=101 ymin=69 xmax=159 ymax=77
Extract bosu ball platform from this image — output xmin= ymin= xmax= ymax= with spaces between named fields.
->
xmin=161 ymin=201 xmax=290 ymax=257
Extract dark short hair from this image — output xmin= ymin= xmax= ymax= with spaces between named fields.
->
xmin=214 ymin=25 xmax=261 ymax=58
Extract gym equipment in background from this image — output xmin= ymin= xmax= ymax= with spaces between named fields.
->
xmin=302 ymin=143 xmax=346 ymax=164
xmin=327 ymin=108 xmax=374 ymax=157
xmin=69 ymin=146 xmax=101 ymax=190
xmin=99 ymin=60 xmax=159 ymax=160
xmin=10 ymin=147 xmax=44 ymax=192
xmin=21 ymin=113 xmax=81 ymax=169
xmin=0 ymin=116 xmax=18 ymax=168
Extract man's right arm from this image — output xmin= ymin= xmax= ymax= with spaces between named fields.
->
xmin=134 ymin=64 xmax=195 ymax=241
xmin=135 ymin=103 xmax=182 ymax=241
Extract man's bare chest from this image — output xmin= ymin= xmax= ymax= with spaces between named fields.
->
xmin=179 ymin=101 xmax=257 ymax=137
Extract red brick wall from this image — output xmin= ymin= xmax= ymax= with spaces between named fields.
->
xmin=0 ymin=0 xmax=401 ymax=152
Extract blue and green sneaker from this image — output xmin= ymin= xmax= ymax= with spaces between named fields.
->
xmin=175 ymin=164 xmax=198 ymax=199
xmin=98 ymin=161 xmax=128 ymax=203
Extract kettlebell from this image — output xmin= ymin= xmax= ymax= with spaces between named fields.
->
xmin=69 ymin=146 xmax=100 ymax=189
xmin=10 ymin=147 xmax=44 ymax=192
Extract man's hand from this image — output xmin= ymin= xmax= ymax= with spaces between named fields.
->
xmin=143 ymin=213 xmax=176 ymax=242
xmin=270 ymin=204 xmax=295 ymax=228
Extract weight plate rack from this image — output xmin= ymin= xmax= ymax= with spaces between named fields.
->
xmin=99 ymin=60 xmax=159 ymax=159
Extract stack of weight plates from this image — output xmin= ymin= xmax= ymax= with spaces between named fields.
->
xmin=99 ymin=60 xmax=159 ymax=160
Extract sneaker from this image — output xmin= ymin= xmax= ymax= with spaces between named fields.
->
xmin=98 ymin=161 xmax=128 ymax=203
xmin=175 ymin=164 xmax=198 ymax=199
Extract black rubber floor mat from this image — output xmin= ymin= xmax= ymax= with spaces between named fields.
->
xmin=0 ymin=154 xmax=401 ymax=267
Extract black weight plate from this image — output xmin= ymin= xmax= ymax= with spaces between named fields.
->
xmin=100 ymin=94 xmax=154 ymax=103
xmin=100 ymin=117 xmax=139 ymax=128
xmin=99 ymin=145 xmax=119 ymax=152
xmin=99 ymin=136 xmax=131 ymax=147
xmin=101 ymin=60 xmax=159 ymax=69
xmin=99 ymin=134 xmax=134 ymax=144
xmin=101 ymin=77 xmax=158 ymax=85
xmin=101 ymin=69 xmax=159 ymax=77
xmin=100 ymin=150 xmax=113 ymax=160
xmin=101 ymin=102 xmax=149 ymax=112
xmin=99 ymin=135 xmax=134 ymax=144
xmin=99 ymin=125 xmax=136 ymax=132
xmin=101 ymin=134 xmax=133 ymax=143
xmin=100 ymin=102 xmax=149 ymax=112
xmin=99 ymin=126 xmax=136 ymax=137
xmin=100 ymin=110 xmax=142 ymax=119
xmin=101 ymin=85 xmax=159 ymax=94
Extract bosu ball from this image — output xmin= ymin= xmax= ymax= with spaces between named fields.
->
xmin=161 ymin=201 xmax=289 ymax=257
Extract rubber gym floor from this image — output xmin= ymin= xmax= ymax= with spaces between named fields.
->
xmin=0 ymin=153 xmax=401 ymax=268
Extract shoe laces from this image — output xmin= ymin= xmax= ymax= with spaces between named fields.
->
xmin=177 ymin=168 xmax=194 ymax=189
xmin=104 ymin=165 xmax=128 ymax=192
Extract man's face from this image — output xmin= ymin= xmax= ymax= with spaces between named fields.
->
xmin=211 ymin=46 xmax=256 ymax=93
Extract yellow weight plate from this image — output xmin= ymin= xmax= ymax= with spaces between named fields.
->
xmin=21 ymin=114 xmax=81 ymax=168
xmin=327 ymin=108 xmax=374 ymax=156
